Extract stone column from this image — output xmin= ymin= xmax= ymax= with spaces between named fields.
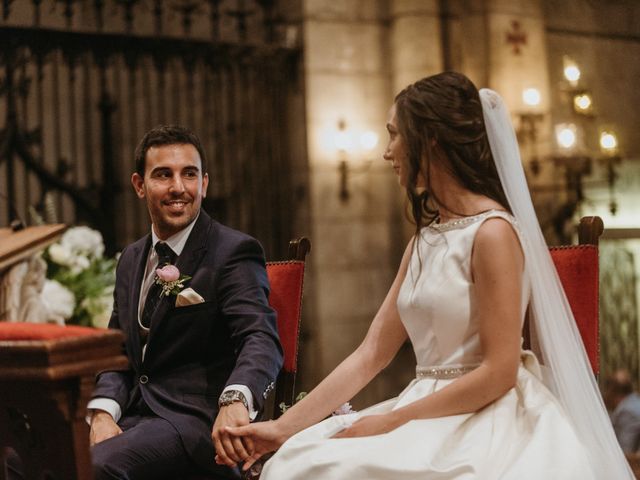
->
xmin=389 ymin=0 xmax=445 ymax=242
xmin=390 ymin=0 xmax=444 ymax=94
xmin=300 ymin=0 xmax=405 ymax=406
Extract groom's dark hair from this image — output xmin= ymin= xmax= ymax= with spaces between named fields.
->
xmin=134 ymin=125 xmax=207 ymax=176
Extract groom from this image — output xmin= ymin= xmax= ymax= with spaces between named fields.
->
xmin=88 ymin=125 xmax=283 ymax=479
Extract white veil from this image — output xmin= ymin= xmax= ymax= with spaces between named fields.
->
xmin=479 ymin=88 xmax=634 ymax=478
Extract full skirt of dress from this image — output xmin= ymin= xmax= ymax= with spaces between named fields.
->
xmin=260 ymin=354 xmax=595 ymax=480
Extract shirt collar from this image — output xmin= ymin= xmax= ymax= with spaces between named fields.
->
xmin=150 ymin=212 xmax=199 ymax=257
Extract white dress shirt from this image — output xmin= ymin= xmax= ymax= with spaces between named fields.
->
xmin=88 ymin=215 xmax=256 ymax=422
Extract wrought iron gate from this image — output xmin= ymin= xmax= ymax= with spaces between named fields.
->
xmin=0 ymin=0 xmax=303 ymax=258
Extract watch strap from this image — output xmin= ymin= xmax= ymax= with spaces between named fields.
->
xmin=218 ymin=389 xmax=249 ymax=410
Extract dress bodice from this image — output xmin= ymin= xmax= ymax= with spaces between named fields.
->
xmin=397 ymin=210 xmax=530 ymax=369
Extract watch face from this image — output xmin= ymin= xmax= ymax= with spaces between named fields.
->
xmin=219 ymin=390 xmax=248 ymax=408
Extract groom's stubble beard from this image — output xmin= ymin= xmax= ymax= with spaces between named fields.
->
xmin=147 ymin=190 xmax=202 ymax=239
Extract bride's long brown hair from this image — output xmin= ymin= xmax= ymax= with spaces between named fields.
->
xmin=394 ymin=72 xmax=510 ymax=233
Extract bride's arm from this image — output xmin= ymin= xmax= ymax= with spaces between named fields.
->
xmin=336 ymin=217 xmax=524 ymax=438
xmin=274 ymin=239 xmax=413 ymax=434
xmin=222 ymin=240 xmax=413 ymax=467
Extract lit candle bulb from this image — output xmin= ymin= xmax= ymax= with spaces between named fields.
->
xmin=573 ymin=93 xmax=592 ymax=113
xmin=556 ymin=124 xmax=577 ymax=150
xmin=563 ymin=56 xmax=581 ymax=86
xmin=522 ymin=88 xmax=541 ymax=108
xmin=564 ymin=65 xmax=581 ymax=84
xmin=600 ymin=131 xmax=618 ymax=155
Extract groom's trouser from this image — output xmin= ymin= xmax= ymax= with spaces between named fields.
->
xmin=91 ymin=410 xmax=196 ymax=480
xmin=1 ymin=410 xmax=195 ymax=480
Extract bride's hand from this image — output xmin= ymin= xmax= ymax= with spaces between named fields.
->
xmin=224 ymin=420 xmax=289 ymax=471
xmin=332 ymin=413 xmax=401 ymax=439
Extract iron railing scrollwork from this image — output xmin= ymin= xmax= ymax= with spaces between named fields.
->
xmin=0 ymin=0 xmax=302 ymax=258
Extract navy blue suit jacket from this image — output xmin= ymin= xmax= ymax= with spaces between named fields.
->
xmin=92 ymin=211 xmax=283 ymax=474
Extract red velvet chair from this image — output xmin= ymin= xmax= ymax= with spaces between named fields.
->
xmin=265 ymin=237 xmax=311 ymax=420
xmin=549 ymin=216 xmax=603 ymax=374
xmin=532 ymin=216 xmax=603 ymax=375
xmin=184 ymin=237 xmax=311 ymax=480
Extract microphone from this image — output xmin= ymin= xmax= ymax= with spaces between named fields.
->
xmin=0 ymin=192 xmax=26 ymax=232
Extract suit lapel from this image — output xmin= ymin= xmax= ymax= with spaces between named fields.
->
xmin=128 ymin=235 xmax=151 ymax=368
xmin=146 ymin=212 xmax=211 ymax=342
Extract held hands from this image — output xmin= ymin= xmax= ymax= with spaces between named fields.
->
xmin=212 ymin=402 xmax=252 ymax=467
xmin=225 ymin=420 xmax=290 ymax=471
xmin=332 ymin=413 xmax=401 ymax=439
xmin=89 ymin=410 xmax=123 ymax=446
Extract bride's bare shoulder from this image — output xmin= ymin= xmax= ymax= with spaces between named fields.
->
xmin=473 ymin=216 xmax=524 ymax=267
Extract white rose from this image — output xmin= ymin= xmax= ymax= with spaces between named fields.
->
xmin=48 ymin=243 xmax=72 ymax=266
xmin=62 ymin=226 xmax=105 ymax=259
xmin=69 ymin=255 xmax=91 ymax=274
xmin=81 ymin=287 xmax=114 ymax=329
xmin=41 ymin=279 xmax=76 ymax=320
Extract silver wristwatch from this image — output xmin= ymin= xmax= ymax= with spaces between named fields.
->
xmin=218 ymin=390 xmax=249 ymax=410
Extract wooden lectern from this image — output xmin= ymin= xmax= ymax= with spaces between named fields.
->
xmin=0 ymin=226 xmax=128 ymax=480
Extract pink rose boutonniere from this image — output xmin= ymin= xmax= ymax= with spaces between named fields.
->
xmin=155 ymin=265 xmax=191 ymax=297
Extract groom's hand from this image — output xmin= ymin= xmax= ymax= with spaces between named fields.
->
xmin=90 ymin=410 xmax=123 ymax=446
xmin=212 ymin=403 xmax=253 ymax=467
xmin=225 ymin=420 xmax=286 ymax=472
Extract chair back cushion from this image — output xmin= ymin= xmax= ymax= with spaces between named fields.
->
xmin=549 ymin=245 xmax=599 ymax=374
xmin=266 ymin=261 xmax=305 ymax=374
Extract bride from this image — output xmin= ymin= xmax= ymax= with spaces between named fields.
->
xmin=218 ymin=72 xmax=634 ymax=479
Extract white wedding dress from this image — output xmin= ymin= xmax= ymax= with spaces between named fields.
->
xmin=260 ymin=210 xmax=595 ymax=479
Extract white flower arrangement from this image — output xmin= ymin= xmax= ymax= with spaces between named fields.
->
xmin=42 ymin=279 xmax=76 ymax=320
xmin=44 ymin=226 xmax=116 ymax=327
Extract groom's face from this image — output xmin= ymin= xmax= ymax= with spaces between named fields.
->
xmin=131 ymin=143 xmax=209 ymax=240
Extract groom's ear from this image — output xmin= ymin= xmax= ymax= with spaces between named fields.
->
xmin=202 ymin=172 xmax=209 ymax=198
xmin=131 ymin=172 xmax=145 ymax=199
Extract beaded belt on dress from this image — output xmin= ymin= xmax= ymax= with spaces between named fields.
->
xmin=416 ymin=364 xmax=479 ymax=379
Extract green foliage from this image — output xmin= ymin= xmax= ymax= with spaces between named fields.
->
xmin=279 ymin=391 xmax=308 ymax=414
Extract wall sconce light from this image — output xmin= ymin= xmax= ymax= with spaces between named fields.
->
xmin=599 ymin=130 xmax=622 ymax=215
xmin=518 ymin=88 xmax=544 ymax=175
xmin=552 ymin=123 xmax=591 ymax=206
xmin=522 ymin=55 xmax=623 ymax=242
xmin=332 ymin=119 xmax=378 ymax=202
